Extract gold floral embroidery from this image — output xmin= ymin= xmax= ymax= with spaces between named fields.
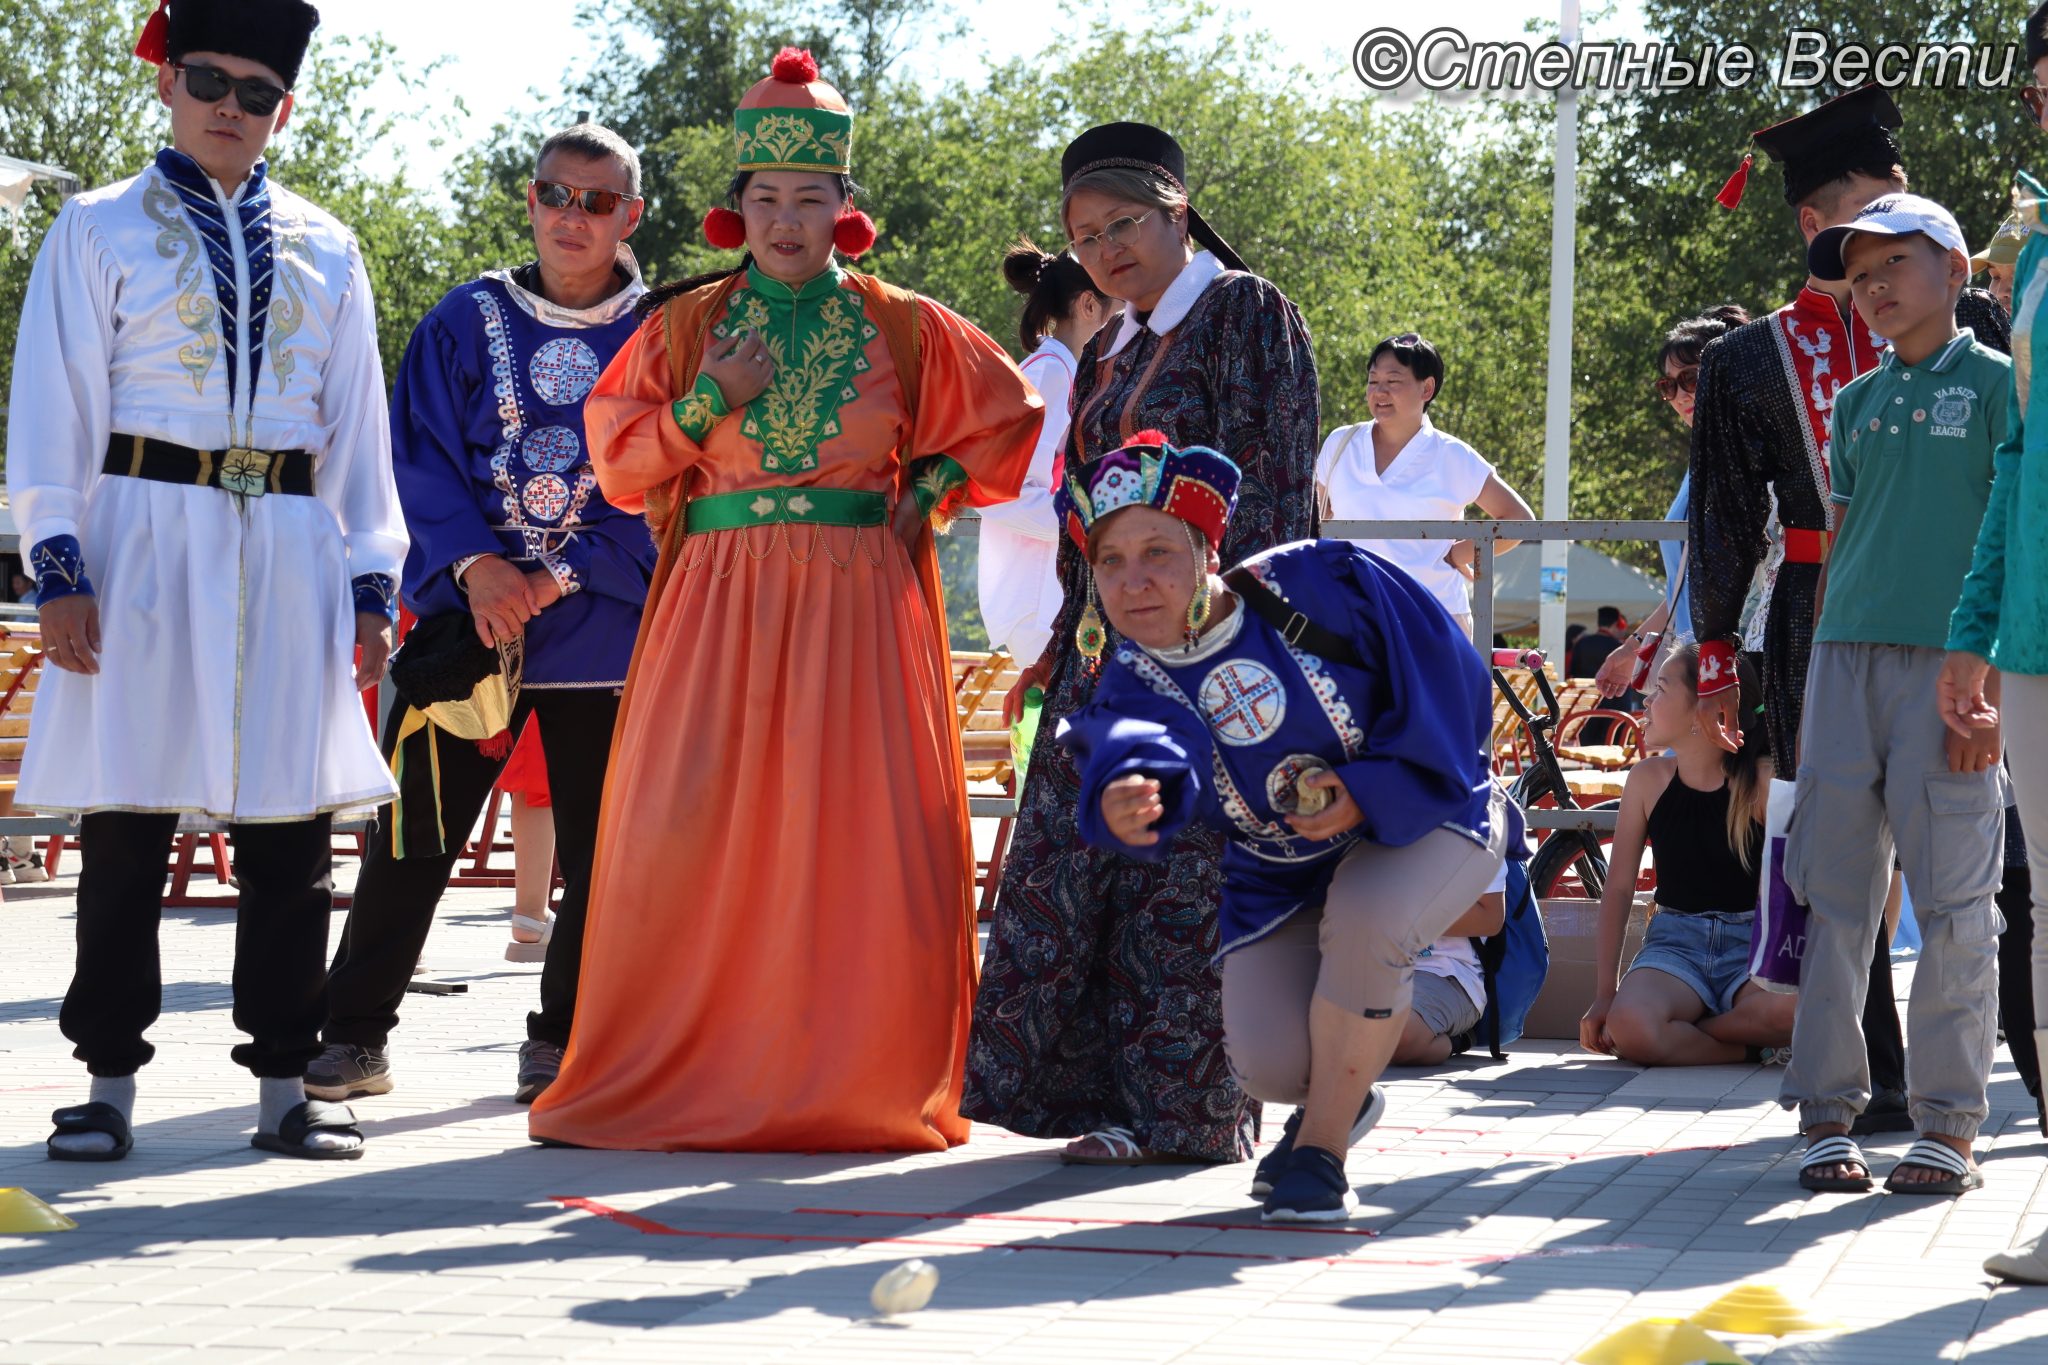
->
xmin=739 ymin=286 xmax=867 ymax=474
xmin=672 ymin=387 xmax=721 ymax=441
xmin=267 ymin=216 xmax=313 ymax=392
xmin=143 ymin=182 xmax=219 ymax=392
xmin=733 ymin=110 xmax=852 ymax=169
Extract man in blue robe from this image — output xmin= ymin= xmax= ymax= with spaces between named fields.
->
xmin=306 ymin=123 xmax=656 ymax=1106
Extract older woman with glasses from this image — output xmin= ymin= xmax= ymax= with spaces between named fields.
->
xmin=963 ymin=122 xmax=1320 ymax=1167
xmin=1312 ymin=334 xmax=1532 ymax=642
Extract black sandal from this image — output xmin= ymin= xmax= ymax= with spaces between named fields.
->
xmin=250 ymin=1100 xmax=365 ymax=1161
xmin=47 ymin=1102 xmax=133 ymax=1163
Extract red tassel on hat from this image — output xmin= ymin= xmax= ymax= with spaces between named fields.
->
xmin=833 ymin=207 xmax=876 ymax=258
xmin=134 ymin=0 xmax=170 ymax=65
xmin=771 ymin=47 xmax=820 ymax=84
xmin=1715 ymin=153 xmax=1754 ymax=210
xmin=1131 ymin=429 xmax=1169 ymax=447
xmin=702 ymin=206 xmax=746 ymax=250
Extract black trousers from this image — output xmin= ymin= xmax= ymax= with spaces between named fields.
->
xmin=62 ymin=811 xmax=335 ymax=1078
xmin=1864 ymin=914 xmax=1906 ymax=1097
xmin=324 ymin=687 xmax=619 ymax=1050
xmin=1997 ymin=859 xmax=2040 ymax=1101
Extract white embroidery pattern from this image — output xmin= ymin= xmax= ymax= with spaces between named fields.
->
xmin=475 ymin=290 xmax=524 ymax=536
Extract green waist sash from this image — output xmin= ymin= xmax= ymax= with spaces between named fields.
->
xmin=684 ymin=486 xmax=888 ymax=535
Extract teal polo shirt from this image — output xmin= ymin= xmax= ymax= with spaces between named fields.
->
xmin=1818 ymin=328 xmax=2011 ymax=650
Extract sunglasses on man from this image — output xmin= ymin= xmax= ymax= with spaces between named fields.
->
xmin=1653 ymin=366 xmax=1699 ymax=401
xmin=174 ymin=62 xmax=289 ymax=118
xmin=532 ymin=180 xmax=641 ymax=216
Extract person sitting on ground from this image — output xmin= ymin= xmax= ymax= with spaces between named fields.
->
xmin=1391 ymin=867 xmax=1506 ymax=1065
xmin=1580 ymin=644 xmax=1792 ymax=1067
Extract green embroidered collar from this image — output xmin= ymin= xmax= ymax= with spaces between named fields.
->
xmin=744 ymin=262 xmax=845 ymax=302
xmin=717 ymin=262 xmax=876 ymax=474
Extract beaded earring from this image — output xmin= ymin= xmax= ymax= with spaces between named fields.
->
xmin=1076 ymin=574 xmax=1107 ymax=677
xmin=1184 ymin=523 xmax=1211 ymax=649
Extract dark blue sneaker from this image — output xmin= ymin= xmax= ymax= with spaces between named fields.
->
xmin=1249 ymin=1087 xmax=1387 ymax=1197
xmin=1261 ymin=1145 xmax=1358 ymax=1222
xmin=1250 ymin=1108 xmax=1303 ymax=1197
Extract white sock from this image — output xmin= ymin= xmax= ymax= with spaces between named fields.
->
xmin=49 ymin=1075 xmax=136 ymax=1155
xmin=259 ymin=1077 xmax=358 ymax=1153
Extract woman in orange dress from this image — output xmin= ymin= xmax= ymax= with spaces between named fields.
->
xmin=527 ymin=48 xmax=1042 ymax=1152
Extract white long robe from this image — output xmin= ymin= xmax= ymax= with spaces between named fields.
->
xmin=5 ymin=156 xmax=407 ymax=821
xmin=976 ymin=335 xmax=1072 ymax=665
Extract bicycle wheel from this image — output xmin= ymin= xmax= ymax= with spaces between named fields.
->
xmin=1527 ymin=825 xmax=1608 ymax=899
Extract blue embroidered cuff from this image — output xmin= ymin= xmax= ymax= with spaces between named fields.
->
xmin=353 ymin=572 xmax=399 ymax=622
xmin=30 ymin=536 xmax=94 ymax=603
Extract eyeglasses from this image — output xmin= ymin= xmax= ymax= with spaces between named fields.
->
xmin=1653 ymin=366 xmax=1699 ymax=401
xmin=2021 ymin=84 xmax=2048 ymax=127
xmin=1067 ymin=209 xmax=1156 ymax=258
xmin=532 ymin=180 xmax=641 ymax=215
xmin=175 ymin=62 xmax=289 ymax=118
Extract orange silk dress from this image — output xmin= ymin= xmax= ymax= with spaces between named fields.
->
xmin=527 ymin=265 xmax=1042 ymax=1151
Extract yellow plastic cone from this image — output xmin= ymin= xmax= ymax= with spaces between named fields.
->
xmin=1575 ymin=1317 xmax=1750 ymax=1365
xmin=1687 ymin=1284 xmax=1842 ymax=1336
xmin=0 ymin=1188 xmax=77 ymax=1233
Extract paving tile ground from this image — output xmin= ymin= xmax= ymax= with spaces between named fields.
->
xmin=2 ymin=849 xmax=2046 ymax=1362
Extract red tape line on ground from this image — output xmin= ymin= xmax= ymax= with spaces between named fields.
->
xmin=551 ymin=1197 xmax=1646 ymax=1269
xmin=794 ymin=1206 xmax=1379 ymax=1237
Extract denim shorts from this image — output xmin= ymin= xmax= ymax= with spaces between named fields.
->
xmin=1625 ymin=909 xmax=1755 ymax=1016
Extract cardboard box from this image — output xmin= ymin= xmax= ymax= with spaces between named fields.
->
xmin=1523 ymin=897 xmax=1654 ymax=1041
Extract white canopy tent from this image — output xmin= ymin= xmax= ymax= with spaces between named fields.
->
xmin=1486 ymin=542 xmax=1665 ymax=635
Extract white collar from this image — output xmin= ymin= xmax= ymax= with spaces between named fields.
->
xmin=1027 ymin=335 xmax=1078 ymax=371
xmin=483 ymin=246 xmax=647 ymax=329
xmin=1102 ymin=251 xmax=1225 ymax=359
xmin=1138 ymin=588 xmax=1244 ymax=665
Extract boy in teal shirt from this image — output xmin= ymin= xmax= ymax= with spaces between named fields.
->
xmin=1784 ymin=194 xmax=2009 ymax=1197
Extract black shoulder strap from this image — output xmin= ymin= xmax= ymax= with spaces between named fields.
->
xmin=1223 ymin=567 xmax=1363 ymax=668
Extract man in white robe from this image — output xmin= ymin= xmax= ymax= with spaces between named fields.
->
xmin=6 ymin=0 xmax=406 ymax=1161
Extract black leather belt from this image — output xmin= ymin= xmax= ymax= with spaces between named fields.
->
xmin=103 ymin=433 xmax=316 ymax=498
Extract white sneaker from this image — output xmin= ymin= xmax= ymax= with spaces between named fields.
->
xmin=9 ymin=855 xmax=48 ymax=884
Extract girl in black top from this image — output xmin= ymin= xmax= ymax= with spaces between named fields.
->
xmin=1581 ymin=644 xmax=1793 ymax=1064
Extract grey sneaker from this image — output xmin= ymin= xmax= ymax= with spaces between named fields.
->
xmin=305 ymin=1043 xmax=393 ymax=1102
xmin=515 ymin=1040 xmax=563 ymax=1105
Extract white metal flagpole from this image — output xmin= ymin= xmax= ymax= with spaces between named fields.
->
xmin=1538 ymin=0 xmax=1580 ymax=662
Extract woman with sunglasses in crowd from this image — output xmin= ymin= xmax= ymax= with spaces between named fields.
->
xmin=1594 ymin=305 xmax=1751 ymax=700
xmin=963 ymin=123 xmax=1319 ymax=1168
xmin=1312 ymin=333 xmax=1533 ymax=643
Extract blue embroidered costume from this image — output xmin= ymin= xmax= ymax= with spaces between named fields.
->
xmin=1060 ymin=540 xmax=1521 ymax=955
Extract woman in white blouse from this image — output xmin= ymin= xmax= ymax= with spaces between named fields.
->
xmin=1316 ymin=333 xmax=1533 ymax=638
xmin=978 ymin=240 xmax=1115 ymax=665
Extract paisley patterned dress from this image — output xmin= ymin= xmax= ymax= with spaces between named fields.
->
xmin=961 ymin=261 xmax=1320 ymax=1160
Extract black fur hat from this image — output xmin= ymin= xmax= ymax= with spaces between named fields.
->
xmin=137 ymin=0 xmax=321 ymax=89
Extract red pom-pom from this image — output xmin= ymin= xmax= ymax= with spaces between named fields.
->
xmin=1130 ymin=428 xmax=1169 ymax=447
xmin=134 ymin=0 xmax=170 ymax=65
xmin=833 ymin=208 xmax=876 ymax=258
xmin=770 ymin=47 xmax=820 ymax=84
xmin=701 ymin=206 xmax=746 ymax=251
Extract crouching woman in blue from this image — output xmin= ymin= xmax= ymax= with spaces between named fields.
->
xmin=1053 ymin=432 xmax=1517 ymax=1222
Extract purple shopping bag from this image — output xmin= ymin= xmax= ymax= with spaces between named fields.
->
xmin=1749 ymin=778 xmax=1806 ymax=993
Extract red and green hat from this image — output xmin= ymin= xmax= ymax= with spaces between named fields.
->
xmin=1054 ymin=430 xmax=1241 ymax=552
xmin=735 ymin=48 xmax=852 ymax=175
xmin=701 ymin=48 xmax=875 ymax=257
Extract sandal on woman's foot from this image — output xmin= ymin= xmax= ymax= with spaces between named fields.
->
xmin=1798 ymin=1134 xmax=1872 ymax=1192
xmin=505 ymin=910 xmax=555 ymax=964
xmin=250 ymin=1100 xmax=365 ymax=1161
xmin=47 ymin=1102 xmax=133 ymax=1163
xmin=1884 ymin=1138 xmax=1982 ymax=1196
xmin=1059 ymin=1126 xmax=1182 ymax=1166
